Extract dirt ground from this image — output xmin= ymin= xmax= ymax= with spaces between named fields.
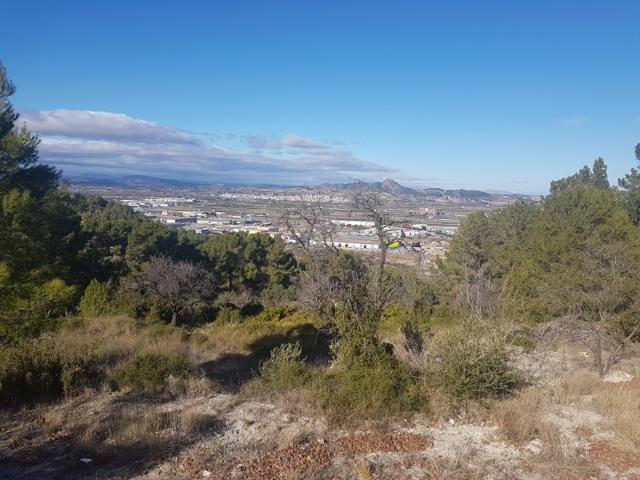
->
xmin=2 ymin=341 xmax=640 ymax=480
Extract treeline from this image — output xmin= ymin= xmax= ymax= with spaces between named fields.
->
xmin=436 ymin=154 xmax=640 ymax=338
xmin=0 ymin=63 xmax=296 ymax=345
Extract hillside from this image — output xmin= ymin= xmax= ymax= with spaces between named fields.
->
xmin=3 ymin=51 xmax=640 ymax=480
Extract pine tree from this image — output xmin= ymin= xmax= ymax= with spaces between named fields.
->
xmin=619 ymin=144 xmax=640 ymax=225
xmin=591 ymin=157 xmax=609 ymax=189
xmin=0 ymin=62 xmax=58 ymax=195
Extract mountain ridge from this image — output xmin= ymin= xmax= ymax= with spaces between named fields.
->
xmin=65 ymin=174 xmax=519 ymax=199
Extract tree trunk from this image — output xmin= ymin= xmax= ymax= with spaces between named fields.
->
xmin=170 ymin=311 xmax=177 ymax=326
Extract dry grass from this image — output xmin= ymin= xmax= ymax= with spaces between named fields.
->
xmin=546 ymin=370 xmax=640 ymax=454
xmin=421 ymin=456 xmax=482 ymax=480
xmin=494 ymin=388 xmax=545 ymax=444
xmin=353 ymin=457 xmax=374 ymax=480
xmin=40 ymin=395 xmax=224 ymax=468
xmin=590 ymin=379 xmax=640 ymax=453
xmin=520 ymin=420 xmax=598 ymax=480
xmin=493 ymin=357 xmax=640 ymax=478
xmin=194 ymin=314 xmax=319 ymax=355
xmin=55 ymin=315 xmax=192 ymax=367
xmin=179 ymin=407 xmax=221 ymax=435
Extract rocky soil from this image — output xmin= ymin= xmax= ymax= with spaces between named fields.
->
xmin=1 ymin=344 xmax=639 ymax=480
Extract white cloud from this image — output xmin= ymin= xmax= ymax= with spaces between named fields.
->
xmin=280 ymin=134 xmax=328 ymax=150
xmin=18 ymin=109 xmax=393 ymax=184
xmin=20 ymin=109 xmax=198 ymax=144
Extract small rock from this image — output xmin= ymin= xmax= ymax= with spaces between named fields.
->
xmin=447 ymin=418 xmax=455 ymax=425
xmin=202 ymin=470 xmax=211 ymax=478
xmin=79 ymin=458 xmax=93 ymax=464
xmin=603 ymin=370 xmax=634 ymax=383
xmin=526 ymin=439 xmax=543 ymax=455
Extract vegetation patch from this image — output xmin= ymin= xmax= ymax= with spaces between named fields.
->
xmin=111 ymin=351 xmax=194 ymax=392
xmin=430 ymin=326 xmax=520 ymax=400
xmin=259 ymin=342 xmax=310 ymax=390
xmin=312 ymin=353 xmax=428 ymax=423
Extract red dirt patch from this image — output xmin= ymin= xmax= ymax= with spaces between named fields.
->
xmin=233 ymin=431 xmax=432 ymax=480
xmin=589 ymin=442 xmax=640 ymax=472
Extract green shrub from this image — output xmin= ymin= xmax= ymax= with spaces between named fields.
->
xmin=216 ymin=306 xmax=242 ymax=324
xmin=259 ymin=284 xmax=296 ymax=306
xmin=378 ymin=304 xmax=407 ymax=335
xmin=431 ymin=327 xmax=520 ymax=400
xmin=61 ymin=350 xmax=104 ymax=396
xmin=79 ymin=279 xmax=111 ymax=318
xmin=313 ymin=354 xmax=427 ymax=422
xmin=111 ymin=352 xmax=193 ymax=392
xmin=260 ymin=342 xmax=309 ymax=389
xmin=0 ymin=341 xmax=64 ymax=405
xmin=0 ymin=339 xmax=107 ymax=406
xmin=252 ymin=306 xmax=296 ymax=323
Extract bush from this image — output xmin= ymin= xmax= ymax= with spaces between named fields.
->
xmin=111 ymin=352 xmax=193 ymax=392
xmin=252 ymin=305 xmax=296 ymax=323
xmin=260 ymin=342 xmax=309 ymax=389
xmin=431 ymin=327 xmax=520 ymax=400
xmin=216 ymin=306 xmax=242 ymax=324
xmin=79 ymin=279 xmax=111 ymax=318
xmin=0 ymin=341 xmax=64 ymax=405
xmin=313 ymin=354 xmax=428 ymax=422
xmin=378 ymin=304 xmax=407 ymax=335
xmin=61 ymin=350 xmax=104 ymax=396
xmin=0 ymin=339 xmax=106 ymax=406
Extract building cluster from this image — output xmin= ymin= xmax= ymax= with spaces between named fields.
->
xmin=70 ymin=183 xmax=521 ymax=267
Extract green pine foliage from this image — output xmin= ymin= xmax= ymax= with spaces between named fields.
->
xmin=442 ymin=160 xmax=640 ymax=326
xmin=79 ymin=279 xmax=111 ymax=318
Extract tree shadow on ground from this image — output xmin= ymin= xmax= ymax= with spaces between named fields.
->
xmin=0 ymin=398 xmax=225 ymax=480
xmin=199 ymin=322 xmax=332 ymax=391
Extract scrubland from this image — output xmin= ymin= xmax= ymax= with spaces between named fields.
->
xmin=2 ymin=308 xmax=640 ymax=480
xmin=3 ymin=63 xmax=640 ymax=479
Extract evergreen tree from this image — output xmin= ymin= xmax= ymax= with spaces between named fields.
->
xmin=591 ymin=157 xmax=609 ymax=189
xmin=618 ymin=144 xmax=640 ymax=225
xmin=0 ymin=63 xmax=58 ymax=195
xmin=549 ymin=158 xmax=610 ymax=195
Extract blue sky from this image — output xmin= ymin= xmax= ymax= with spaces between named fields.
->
xmin=2 ymin=1 xmax=639 ymax=193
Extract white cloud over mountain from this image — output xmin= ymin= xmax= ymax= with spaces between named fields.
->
xmin=18 ymin=109 xmax=392 ymax=184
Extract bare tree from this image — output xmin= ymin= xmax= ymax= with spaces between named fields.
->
xmin=284 ymin=186 xmax=428 ymax=362
xmin=351 ymin=190 xmax=392 ymax=300
xmin=350 ymin=189 xmax=423 ymax=307
xmin=546 ymin=313 xmax=640 ymax=377
xmin=143 ymin=255 xmax=213 ymax=326
xmin=281 ymin=190 xmax=338 ymax=252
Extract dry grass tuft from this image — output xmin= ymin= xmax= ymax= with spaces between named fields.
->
xmin=353 ymin=457 xmax=374 ymax=480
xmin=590 ymin=378 xmax=640 ymax=454
xmin=179 ymin=407 xmax=221 ymax=435
xmin=494 ymin=388 xmax=545 ymax=444
xmin=421 ymin=456 xmax=481 ymax=480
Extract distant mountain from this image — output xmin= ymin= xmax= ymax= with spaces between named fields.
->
xmin=65 ymin=175 xmax=197 ymax=187
xmin=319 ymin=178 xmax=418 ymax=194
xmin=319 ymin=178 xmax=496 ymax=199
xmin=379 ymin=178 xmax=418 ymax=195
xmin=66 ymin=174 xmax=508 ymax=200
